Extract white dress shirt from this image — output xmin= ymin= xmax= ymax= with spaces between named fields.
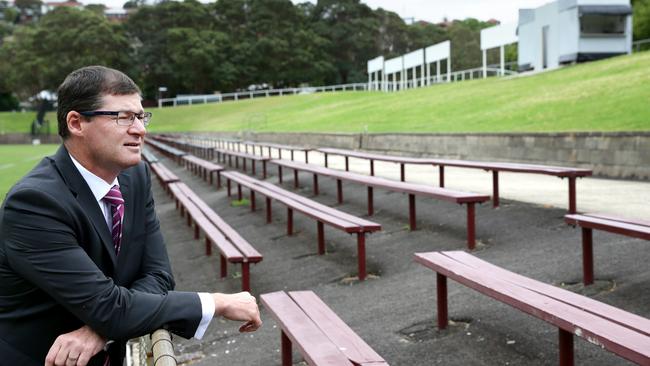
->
xmin=69 ymin=154 xmax=214 ymax=339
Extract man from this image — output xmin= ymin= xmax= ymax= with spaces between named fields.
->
xmin=0 ymin=66 xmax=262 ymax=366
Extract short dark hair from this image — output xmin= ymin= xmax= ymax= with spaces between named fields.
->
xmin=57 ymin=66 xmax=141 ymax=139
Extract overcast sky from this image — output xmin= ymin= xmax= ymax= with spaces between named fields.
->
xmin=290 ymin=0 xmax=552 ymax=24
xmin=88 ymin=0 xmax=552 ymax=25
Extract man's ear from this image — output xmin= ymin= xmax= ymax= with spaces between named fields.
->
xmin=66 ymin=111 xmax=85 ymax=137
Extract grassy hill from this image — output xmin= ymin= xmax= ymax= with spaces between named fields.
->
xmin=1 ymin=51 xmax=649 ymax=134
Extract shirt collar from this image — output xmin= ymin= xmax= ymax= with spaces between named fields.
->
xmin=69 ymin=153 xmax=119 ymax=202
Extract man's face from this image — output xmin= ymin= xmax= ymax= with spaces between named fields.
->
xmin=82 ymin=93 xmax=146 ymax=178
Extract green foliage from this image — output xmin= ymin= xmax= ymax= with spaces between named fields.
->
xmin=0 ymin=7 xmax=133 ymax=99
xmin=0 ymin=92 xmax=19 ymax=111
xmin=633 ymin=0 xmax=650 ymax=40
xmin=142 ymin=52 xmax=650 ymax=134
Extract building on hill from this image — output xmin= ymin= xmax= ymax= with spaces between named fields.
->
xmin=41 ymin=0 xmax=83 ymax=14
xmin=517 ymin=0 xmax=633 ymax=72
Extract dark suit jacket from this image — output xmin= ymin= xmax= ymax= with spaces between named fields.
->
xmin=0 ymin=145 xmax=202 ymax=365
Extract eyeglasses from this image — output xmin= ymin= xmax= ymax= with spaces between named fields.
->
xmin=79 ymin=111 xmax=152 ymax=127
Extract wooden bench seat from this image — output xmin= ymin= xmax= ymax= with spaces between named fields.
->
xmin=145 ymin=139 xmax=187 ymax=163
xmin=221 ymin=170 xmax=381 ymax=280
xmin=141 ymin=148 xmax=159 ymax=164
xmin=148 ymin=162 xmax=180 ymax=194
xmin=564 ymin=213 xmax=650 ymax=285
xmin=181 ymin=155 xmax=224 ymax=186
xmin=272 ymin=159 xmax=489 ymax=249
xmin=152 ymin=135 xmax=215 ymax=160
xmin=215 ymin=148 xmax=269 ymax=178
xmin=237 ymin=141 xmax=312 ymax=162
xmin=261 ymin=290 xmax=389 ymax=366
xmin=167 ymin=182 xmax=262 ymax=291
xmin=318 ymin=147 xmax=592 ymax=213
xmin=414 ymin=250 xmax=650 ymax=365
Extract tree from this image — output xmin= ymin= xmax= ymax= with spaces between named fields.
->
xmin=310 ymin=0 xmax=380 ymax=84
xmin=633 ymin=0 xmax=650 ymax=41
xmin=0 ymin=7 xmax=133 ymax=99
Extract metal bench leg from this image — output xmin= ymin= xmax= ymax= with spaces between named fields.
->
xmin=290 ymin=150 xmax=295 ymax=161
xmin=337 ymin=179 xmax=343 ymax=204
xmin=357 ymin=232 xmax=367 ymax=281
xmin=250 ymin=191 xmax=256 ymax=211
xmin=400 ymin=163 xmax=405 ymax=181
xmin=235 ymin=157 xmax=239 ymax=169
xmin=367 ymin=186 xmax=374 ymax=216
xmin=568 ymin=177 xmax=577 ymax=214
xmin=370 ymin=159 xmax=375 ymax=176
xmin=194 ymin=222 xmax=199 ymax=239
xmin=558 ymin=329 xmax=574 ymax=366
xmin=209 ymin=171 xmax=213 ymax=185
xmin=324 ymin=153 xmax=329 ymax=167
xmin=243 ymin=158 xmax=247 ymax=172
xmin=266 ymin=198 xmax=272 ymax=223
xmin=305 ymin=150 xmax=309 ymax=163
xmin=252 ymin=161 xmax=256 ymax=176
xmin=220 ymin=254 xmax=227 ymax=278
xmin=242 ymin=262 xmax=250 ymax=292
xmin=205 ymin=238 xmax=211 ymax=256
xmin=345 ymin=156 xmax=349 ymax=171
xmin=281 ymin=331 xmax=292 ymax=366
xmin=237 ymin=184 xmax=242 ymax=201
xmin=294 ymin=169 xmax=299 ymax=189
xmin=217 ymin=172 xmax=221 ymax=189
xmin=467 ymin=202 xmax=476 ymax=250
xmin=409 ymin=194 xmax=416 ymax=230
xmin=437 ymin=273 xmax=448 ymax=329
xmin=227 ymin=179 xmax=231 ymax=196
xmin=278 ymin=166 xmax=283 ymax=184
xmin=317 ymin=222 xmax=325 ymax=255
xmin=313 ymin=174 xmax=319 ymax=195
xmin=439 ymin=165 xmax=445 ymax=187
xmin=287 ymin=208 xmax=293 ymax=236
xmin=582 ymin=227 xmax=594 ymax=285
xmin=492 ymin=171 xmax=500 ymax=208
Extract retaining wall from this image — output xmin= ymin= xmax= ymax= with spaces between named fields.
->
xmin=201 ymin=131 xmax=650 ymax=180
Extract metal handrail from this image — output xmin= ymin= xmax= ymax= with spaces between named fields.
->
xmin=127 ymin=329 xmax=177 ymax=366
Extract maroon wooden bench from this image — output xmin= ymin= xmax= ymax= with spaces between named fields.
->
xmin=152 ymin=135 xmax=215 ymax=160
xmin=318 ymin=147 xmax=592 ymax=213
xmin=181 ymin=155 xmax=224 ymax=186
xmin=564 ymin=213 xmax=650 ymax=285
xmin=261 ymin=290 xmax=389 ymax=366
xmin=168 ymin=182 xmax=262 ymax=291
xmin=148 ymin=162 xmax=180 ymax=195
xmin=221 ymin=170 xmax=381 ymax=280
xmin=238 ymin=141 xmax=312 ymax=162
xmin=144 ymin=138 xmax=187 ymax=164
xmin=414 ymin=250 xmax=650 ymax=366
xmin=215 ymin=148 xmax=269 ymax=179
xmin=271 ymin=159 xmax=489 ymax=249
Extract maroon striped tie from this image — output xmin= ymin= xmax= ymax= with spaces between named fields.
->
xmin=103 ymin=185 xmax=124 ymax=255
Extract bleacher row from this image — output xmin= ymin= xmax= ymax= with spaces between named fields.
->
xmin=144 ymin=135 xmax=650 ymax=366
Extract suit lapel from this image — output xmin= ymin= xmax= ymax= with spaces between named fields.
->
xmin=52 ymin=146 xmax=118 ymax=267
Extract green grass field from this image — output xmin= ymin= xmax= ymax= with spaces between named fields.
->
xmin=0 ymin=144 xmax=59 ymax=200
xmin=1 ymin=51 xmax=648 ymax=134
xmin=145 ymin=51 xmax=650 ymax=133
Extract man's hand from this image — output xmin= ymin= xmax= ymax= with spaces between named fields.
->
xmin=212 ymin=292 xmax=262 ymax=332
xmin=45 ymin=325 xmax=106 ymax=366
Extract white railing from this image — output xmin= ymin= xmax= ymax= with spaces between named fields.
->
xmin=633 ymin=38 xmax=650 ymax=52
xmin=157 ymin=67 xmax=517 ymax=108
xmin=158 ymin=83 xmax=368 ymax=107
